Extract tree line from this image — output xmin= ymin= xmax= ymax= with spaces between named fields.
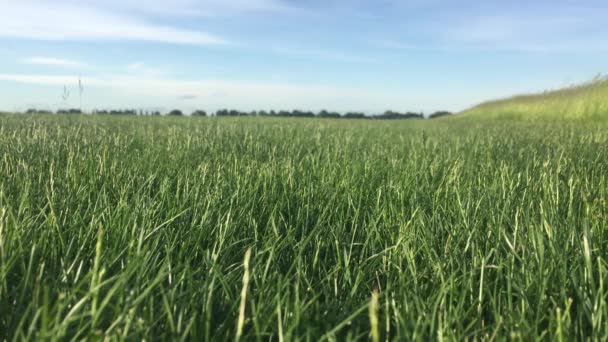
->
xmin=25 ymin=108 xmax=452 ymax=119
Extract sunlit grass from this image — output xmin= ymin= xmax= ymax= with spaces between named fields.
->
xmin=460 ymin=77 xmax=608 ymax=119
xmin=0 ymin=114 xmax=607 ymax=340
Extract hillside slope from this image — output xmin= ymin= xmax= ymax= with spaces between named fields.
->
xmin=460 ymin=77 xmax=608 ymax=119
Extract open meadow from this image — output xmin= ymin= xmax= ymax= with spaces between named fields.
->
xmin=0 ymin=112 xmax=607 ymax=340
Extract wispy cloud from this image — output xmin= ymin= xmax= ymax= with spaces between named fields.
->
xmin=125 ymin=62 xmax=168 ymax=77
xmin=1 ymin=1 xmax=227 ymax=45
xmin=178 ymin=95 xmax=198 ymax=100
xmin=270 ymin=46 xmax=374 ymax=64
xmin=22 ymin=57 xmax=86 ymax=68
xmin=0 ymin=74 xmax=81 ymax=86
xmin=96 ymin=0 xmax=296 ymax=17
xmin=0 ymin=73 xmax=405 ymax=111
xmin=438 ymin=6 xmax=608 ymax=53
xmin=374 ymin=39 xmax=422 ymax=50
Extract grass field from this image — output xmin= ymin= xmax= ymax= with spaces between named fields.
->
xmin=0 ymin=113 xmax=607 ymax=340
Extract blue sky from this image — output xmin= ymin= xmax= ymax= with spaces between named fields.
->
xmin=1 ymin=0 xmax=607 ymax=114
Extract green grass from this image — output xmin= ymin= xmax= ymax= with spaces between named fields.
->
xmin=460 ymin=78 xmax=608 ymax=119
xmin=0 ymin=114 xmax=607 ymax=340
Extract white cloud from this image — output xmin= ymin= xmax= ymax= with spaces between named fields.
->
xmin=0 ymin=1 xmax=226 ymax=45
xmin=22 ymin=57 xmax=86 ymax=68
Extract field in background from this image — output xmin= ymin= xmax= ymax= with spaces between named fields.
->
xmin=0 ymin=114 xmax=607 ymax=340
xmin=460 ymin=78 xmax=608 ymax=119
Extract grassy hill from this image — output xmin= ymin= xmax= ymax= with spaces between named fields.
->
xmin=460 ymin=77 xmax=608 ymax=119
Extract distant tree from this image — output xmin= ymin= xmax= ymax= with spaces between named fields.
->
xmin=192 ymin=110 xmax=207 ymax=117
xmin=289 ymin=110 xmax=315 ymax=118
xmin=405 ymin=112 xmax=424 ymax=119
xmin=375 ymin=111 xmax=423 ymax=120
xmin=168 ymin=109 xmax=184 ymax=116
xmin=57 ymin=108 xmax=82 ymax=115
xmin=105 ymin=109 xmax=136 ymax=115
xmin=216 ymin=109 xmax=248 ymax=116
xmin=319 ymin=110 xmax=341 ymax=118
xmin=429 ymin=111 xmax=452 ymax=119
xmin=26 ymin=109 xmax=52 ymax=115
xmin=344 ymin=112 xmax=366 ymax=119
xmin=57 ymin=108 xmax=82 ymax=114
xmin=381 ymin=110 xmax=399 ymax=119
